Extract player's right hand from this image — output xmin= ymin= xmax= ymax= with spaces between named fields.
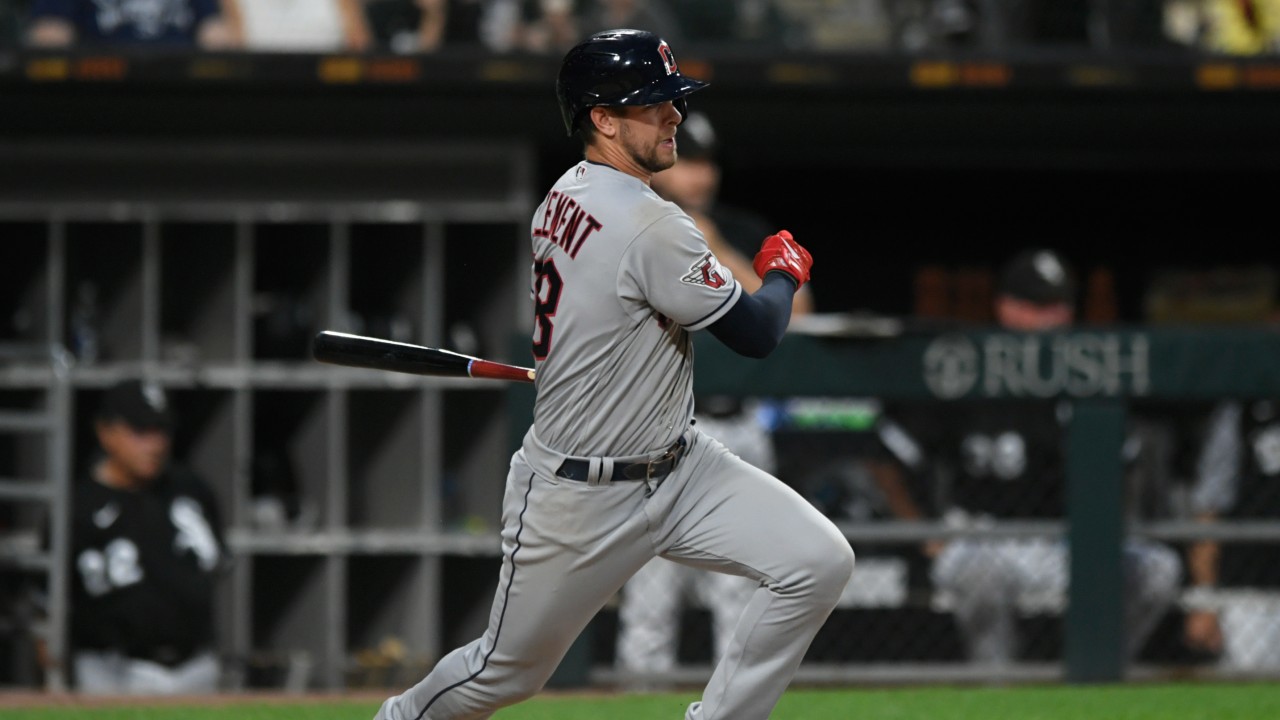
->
xmin=752 ymin=230 xmax=813 ymax=287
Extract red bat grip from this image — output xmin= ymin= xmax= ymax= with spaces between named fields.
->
xmin=469 ymin=358 xmax=536 ymax=383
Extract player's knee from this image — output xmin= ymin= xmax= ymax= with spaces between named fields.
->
xmin=460 ymin=655 xmax=554 ymax=706
xmin=808 ymin=541 xmax=855 ymax=606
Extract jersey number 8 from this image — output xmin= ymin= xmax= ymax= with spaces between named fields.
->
xmin=532 ymin=260 xmax=563 ymax=360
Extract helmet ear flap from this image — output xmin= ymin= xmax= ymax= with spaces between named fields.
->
xmin=674 ymin=97 xmax=688 ymax=123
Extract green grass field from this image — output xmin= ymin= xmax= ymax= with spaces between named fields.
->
xmin=2 ymin=682 xmax=1279 ymax=720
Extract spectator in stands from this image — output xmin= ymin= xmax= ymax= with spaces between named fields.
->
xmin=66 ymin=380 xmax=229 ymax=694
xmin=575 ymin=0 xmax=683 ymax=45
xmin=1182 ymin=0 xmax=1280 ymax=55
xmin=510 ymin=0 xmax=579 ymax=54
xmin=25 ymin=0 xmax=239 ymax=49
xmin=668 ymin=0 xmax=794 ymax=47
xmin=1181 ymin=398 xmax=1280 ymax=669
xmin=221 ymin=0 xmax=371 ymax=53
xmin=364 ymin=0 xmax=526 ymax=53
xmin=885 ymin=0 xmax=1178 ymax=52
xmin=869 ymin=248 xmax=1183 ymax=665
xmin=403 ymin=0 xmax=491 ymax=51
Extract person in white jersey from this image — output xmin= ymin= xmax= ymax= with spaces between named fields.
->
xmin=373 ymin=28 xmax=855 ymax=720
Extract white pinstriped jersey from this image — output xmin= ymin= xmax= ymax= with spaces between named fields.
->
xmin=528 ymin=160 xmax=742 ymax=457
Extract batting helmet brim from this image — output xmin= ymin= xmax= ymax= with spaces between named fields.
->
xmin=608 ymin=72 xmax=709 ymax=110
xmin=566 ymin=74 xmax=708 ymax=136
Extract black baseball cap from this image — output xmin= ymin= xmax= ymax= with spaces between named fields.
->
xmin=998 ymin=248 xmax=1077 ymax=306
xmin=97 ymin=379 xmax=174 ymax=431
xmin=677 ymin=111 xmax=717 ymax=160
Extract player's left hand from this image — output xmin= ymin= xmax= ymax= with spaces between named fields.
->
xmin=753 ymin=230 xmax=813 ymax=287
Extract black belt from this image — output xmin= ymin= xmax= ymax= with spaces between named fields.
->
xmin=556 ymin=436 xmax=687 ymax=483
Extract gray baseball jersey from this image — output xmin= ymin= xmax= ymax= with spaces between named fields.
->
xmin=529 ymin=161 xmax=741 ymax=457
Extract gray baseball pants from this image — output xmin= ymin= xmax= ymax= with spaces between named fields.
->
xmin=374 ymin=426 xmax=855 ymax=719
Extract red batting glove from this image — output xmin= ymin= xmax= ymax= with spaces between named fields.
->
xmin=752 ymin=230 xmax=813 ymax=287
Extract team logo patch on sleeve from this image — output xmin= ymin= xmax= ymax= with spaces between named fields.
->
xmin=681 ymin=252 xmax=728 ymax=289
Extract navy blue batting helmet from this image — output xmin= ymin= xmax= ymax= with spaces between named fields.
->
xmin=556 ymin=29 xmax=709 ymax=137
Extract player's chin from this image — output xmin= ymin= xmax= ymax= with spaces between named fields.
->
xmin=648 ymin=148 xmax=677 ymax=173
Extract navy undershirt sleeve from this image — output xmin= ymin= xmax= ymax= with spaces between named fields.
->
xmin=707 ymin=272 xmax=797 ymax=358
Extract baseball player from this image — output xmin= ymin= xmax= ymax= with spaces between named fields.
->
xmin=373 ymin=28 xmax=855 ymax=720
xmin=66 ymin=379 xmax=227 ymax=694
xmin=872 ymin=249 xmax=1181 ymax=664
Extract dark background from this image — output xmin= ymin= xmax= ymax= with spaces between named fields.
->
xmin=3 ymin=49 xmax=1278 ymax=321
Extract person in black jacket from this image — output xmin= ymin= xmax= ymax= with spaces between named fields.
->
xmin=68 ymin=379 xmax=227 ymax=694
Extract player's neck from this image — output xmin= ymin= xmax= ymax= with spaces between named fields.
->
xmin=94 ymin=457 xmax=147 ymax=492
xmin=585 ymin=144 xmax=653 ymax=185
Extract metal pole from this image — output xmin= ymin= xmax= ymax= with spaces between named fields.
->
xmin=1065 ymin=400 xmax=1126 ymax=682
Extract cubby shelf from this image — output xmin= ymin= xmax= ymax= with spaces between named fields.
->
xmin=0 ymin=141 xmax=535 ymax=691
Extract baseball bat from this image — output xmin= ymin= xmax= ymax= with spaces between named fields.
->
xmin=312 ymin=331 xmax=536 ymax=383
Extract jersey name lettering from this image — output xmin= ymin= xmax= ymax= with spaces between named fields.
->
xmin=533 ymin=190 xmax=603 ymax=260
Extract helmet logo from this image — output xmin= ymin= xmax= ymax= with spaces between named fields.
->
xmin=657 ymin=41 xmax=678 ymax=76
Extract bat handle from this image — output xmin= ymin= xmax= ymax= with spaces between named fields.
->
xmin=469 ymin=358 xmax=537 ymax=383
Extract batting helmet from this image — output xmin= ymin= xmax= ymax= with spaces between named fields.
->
xmin=556 ymin=29 xmax=709 ymax=137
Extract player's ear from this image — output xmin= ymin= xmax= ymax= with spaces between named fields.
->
xmin=589 ymin=106 xmax=618 ymax=139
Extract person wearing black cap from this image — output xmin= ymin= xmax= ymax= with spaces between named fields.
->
xmin=66 ymin=379 xmax=227 ymax=694
xmin=865 ymin=248 xmax=1182 ymax=666
xmin=994 ymin=247 xmax=1077 ymax=330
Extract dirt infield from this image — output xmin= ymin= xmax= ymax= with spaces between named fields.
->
xmin=0 ymin=689 xmax=390 ymax=709
xmin=0 ymin=687 xmax=622 ymax=710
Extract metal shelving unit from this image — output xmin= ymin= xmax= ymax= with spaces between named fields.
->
xmin=0 ymin=141 xmax=535 ymax=691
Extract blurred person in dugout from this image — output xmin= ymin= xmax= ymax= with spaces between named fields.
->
xmin=614 ymin=111 xmax=813 ymax=681
xmin=24 ymin=0 xmax=238 ymax=48
xmin=1180 ymin=397 xmax=1280 ymax=670
xmin=868 ymin=248 xmax=1183 ymax=665
xmin=63 ymin=380 xmax=228 ymax=694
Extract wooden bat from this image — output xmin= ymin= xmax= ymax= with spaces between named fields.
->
xmin=312 ymin=331 xmax=536 ymax=383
